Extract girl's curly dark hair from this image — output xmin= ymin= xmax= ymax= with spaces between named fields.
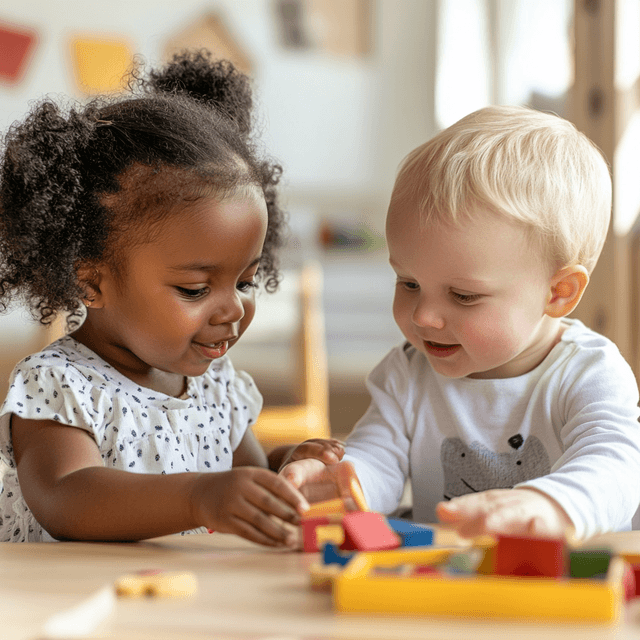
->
xmin=0 ymin=50 xmax=286 ymax=327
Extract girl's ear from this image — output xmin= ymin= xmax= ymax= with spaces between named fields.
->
xmin=545 ymin=265 xmax=589 ymax=318
xmin=75 ymin=263 xmax=104 ymax=309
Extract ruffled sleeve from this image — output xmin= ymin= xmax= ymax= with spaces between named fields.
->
xmin=0 ymin=358 xmax=109 ymax=446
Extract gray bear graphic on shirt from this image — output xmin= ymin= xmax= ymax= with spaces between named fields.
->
xmin=441 ymin=434 xmax=551 ymax=500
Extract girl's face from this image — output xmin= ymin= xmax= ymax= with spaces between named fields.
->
xmin=83 ymin=186 xmax=268 ymax=391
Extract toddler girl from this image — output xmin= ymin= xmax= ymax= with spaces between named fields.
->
xmin=0 ymin=51 xmax=341 ymax=544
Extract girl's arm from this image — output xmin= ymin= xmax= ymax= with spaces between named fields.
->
xmin=12 ymin=416 xmax=308 ymax=545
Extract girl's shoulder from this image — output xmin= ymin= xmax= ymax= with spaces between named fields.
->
xmin=14 ymin=336 xmax=122 ymax=389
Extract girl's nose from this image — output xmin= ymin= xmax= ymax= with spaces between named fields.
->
xmin=210 ymin=290 xmax=245 ymax=325
xmin=412 ymin=297 xmax=445 ymax=330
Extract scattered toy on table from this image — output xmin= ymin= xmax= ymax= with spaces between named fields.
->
xmin=312 ymin=532 xmax=640 ymax=623
xmin=114 ymin=569 xmax=198 ymax=598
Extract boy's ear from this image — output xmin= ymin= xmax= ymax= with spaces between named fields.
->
xmin=545 ymin=265 xmax=589 ymax=318
xmin=75 ymin=262 xmax=104 ymax=309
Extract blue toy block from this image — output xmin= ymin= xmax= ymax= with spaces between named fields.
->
xmin=323 ymin=543 xmax=354 ymax=566
xmin=386 ymin=518 xmax=434 ymax=547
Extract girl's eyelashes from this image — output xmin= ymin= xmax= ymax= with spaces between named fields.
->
xmin=237 ymin=279 xmax=259 ymax=293
xmin=176 ymin=286 xmax=209 ymax=300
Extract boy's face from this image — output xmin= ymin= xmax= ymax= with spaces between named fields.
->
xmin=386 ymin=201 xmax=560 ymax=379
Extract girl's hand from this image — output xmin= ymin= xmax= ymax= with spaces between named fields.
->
xmin=435 ymin=487 xmax=572 ymax=539
xmin=277 ymin=438 xmax=345 ymax=471
xmin=192 ymin=467 xmax=310 ymax=547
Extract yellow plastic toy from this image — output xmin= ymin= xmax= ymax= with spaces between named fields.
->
xmin=332 ymin=546 xmax=626 ymax=623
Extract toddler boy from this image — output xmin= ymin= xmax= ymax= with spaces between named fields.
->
xmin=283 ymin=106 xmax=640 ymax=540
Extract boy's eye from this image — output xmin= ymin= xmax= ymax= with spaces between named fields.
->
xmin=176 ymin=286 xmax=209 ymax=299
xmin=451 ymin=291 xmax=481 ymax=304
xmin=397 ymin=279 xmax=419 ymax=291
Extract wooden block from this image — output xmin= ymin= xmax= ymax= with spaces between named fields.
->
xmin=115 ymin=570 xmax=197 ymax=598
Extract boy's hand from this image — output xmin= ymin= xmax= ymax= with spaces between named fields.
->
xmin=278 ymin=438 xmax=345 ymax=471
xmin=279 ymin=458 xmax=347 ymax=504
xmin=192 ymin=467 xmax=310 ymax=547
xmin=435 ymin=488 xmax=572 ymax=539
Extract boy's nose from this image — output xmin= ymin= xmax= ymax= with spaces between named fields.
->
xmin=210 ymin=291 xmax=245 ymax=325
xmin=412 ymin=300 xmax=445 ymax=330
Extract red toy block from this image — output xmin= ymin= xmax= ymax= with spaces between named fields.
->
xmin=340 ymin=512 xmax=401 ymax=552
xmin=623 ymin=563 xmax=637 ymax=602
xmin=301 ymin=514 xmax=343 ymax=552
xmin=493 ymin=534 xmax=565 ymax=578
xmin=630 ymin=564 xmax=640 ymax=599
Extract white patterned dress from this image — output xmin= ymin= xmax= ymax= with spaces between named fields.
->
xmin=0 ymin=336 xmax=262 ymax=541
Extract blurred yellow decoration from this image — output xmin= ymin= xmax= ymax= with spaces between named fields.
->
xmin=71 ymin=36 xmax=133 ymax=94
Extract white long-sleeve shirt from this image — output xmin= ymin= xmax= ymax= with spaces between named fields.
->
xmin=344 ymin=319 xmax=640 ymax=539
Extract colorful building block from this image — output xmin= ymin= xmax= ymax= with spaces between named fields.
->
xmin=386 ymin=518 xmax=434 ymax=547
xmin=301 ymin=514 xmax=343 ymax=553
xmin=569 ymin=549 xmax=612 ymax=579
xmin=340 ymin=511 xmax=401 ymax=552
xmin=323 ymin=543 xmax=354 ymax=566
xmin=494 ymin=534 xmax=565 ymax=578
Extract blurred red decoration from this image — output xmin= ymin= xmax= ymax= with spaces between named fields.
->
xmin=0 ymin=21 xmax=38 ymax=84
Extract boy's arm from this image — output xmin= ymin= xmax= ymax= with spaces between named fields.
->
xmin=438 ymin=343 xmax=640 ymax=540
xmin=12 ymin=416 xmax=307 ymax=544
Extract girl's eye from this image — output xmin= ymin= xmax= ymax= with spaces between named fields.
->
xmin=176 ymin=286 xmax=209 ymax=300
xmin=237 ymin=280 xmax=259 ymax=293
xmin=451 ymin=291 xmax=481 ymax=304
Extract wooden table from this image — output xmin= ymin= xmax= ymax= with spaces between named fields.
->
xmin=2 ymin=529 xmax=640 ymax=640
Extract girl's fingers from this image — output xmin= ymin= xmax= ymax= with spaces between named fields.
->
xmin=226 ymin=513 xmax=286 ymax=547
xmin=254 ymin=469 xmax=310 ymax=514
xmin=231 ymin=501 xmax=299 ymax=546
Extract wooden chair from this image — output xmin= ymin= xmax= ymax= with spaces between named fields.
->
xmin=251 ymin=262 xmax=331 ymax=449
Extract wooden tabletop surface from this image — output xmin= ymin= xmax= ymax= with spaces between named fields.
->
xmin=3 ymin=528 xmax=640 ymax=640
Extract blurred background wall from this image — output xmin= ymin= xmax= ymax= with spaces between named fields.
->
xmin=0 ymin=0 xmax=619 ymax=438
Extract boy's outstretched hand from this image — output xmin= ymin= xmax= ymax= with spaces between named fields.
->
xmin=276 ymin=438 xmax=345 ymax=471
xmin=435 ymin=487 xmax=572 ymax=539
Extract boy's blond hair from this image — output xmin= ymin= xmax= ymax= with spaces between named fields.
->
xmin=390 ymin=105 xmax=612 ymax=274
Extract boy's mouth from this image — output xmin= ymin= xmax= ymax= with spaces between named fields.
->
xmin=424 ymin=340 xmax=461 ymax=358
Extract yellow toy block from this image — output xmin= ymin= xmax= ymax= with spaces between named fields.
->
xmin=316 ymin=524 xmax=345 ymax=548
xmin=333 ymin=547 xmax=625 ymax=623
xmin=304 ymin=497 xmax=349 ymax=517
xmin=115 ymin=569 xmax=197 ymax=598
